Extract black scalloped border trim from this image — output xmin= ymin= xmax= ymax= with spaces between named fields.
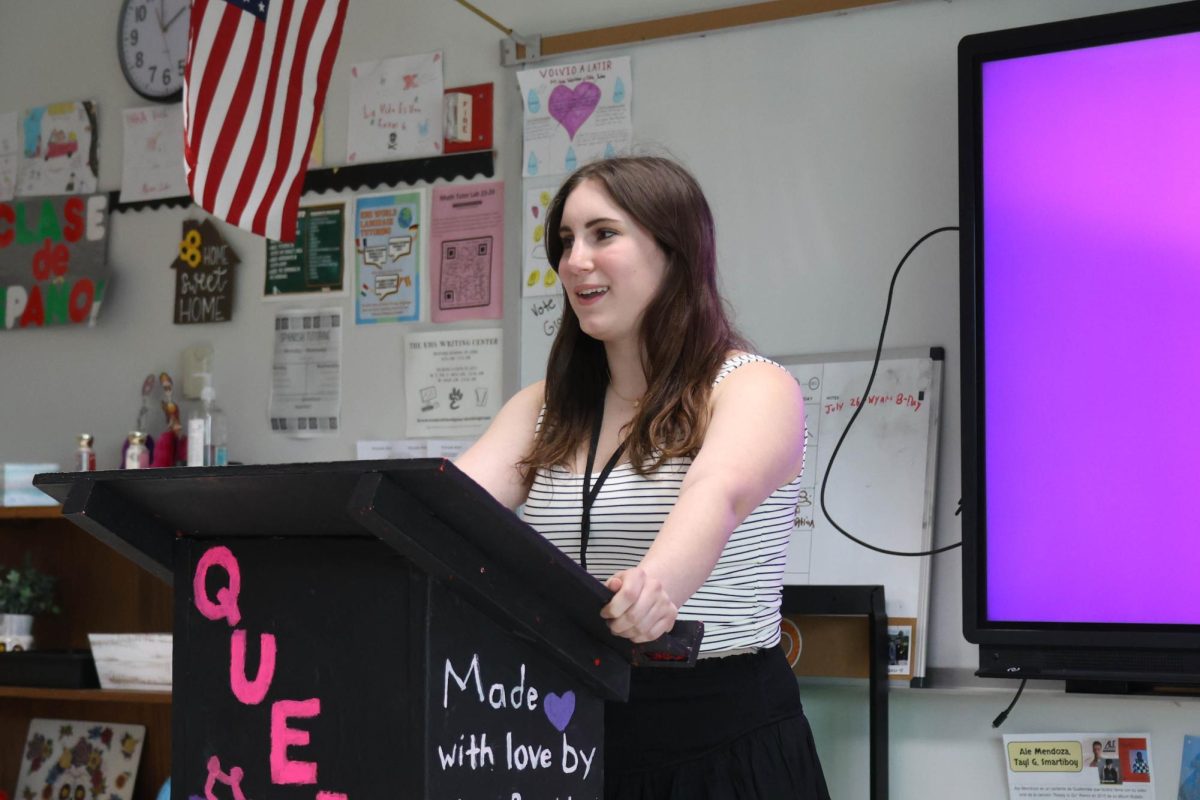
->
xmin=109 ymin=150 xmax=495 ymax=214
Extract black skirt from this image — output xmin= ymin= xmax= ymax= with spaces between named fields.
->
xmin=604 ymin=645 xmax=831 ymax=800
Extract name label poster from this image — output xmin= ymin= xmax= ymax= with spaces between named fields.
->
xmin=173 ymin=219 xmax=238 ymax=324
xmin=404 ymin=329 xmax=501 ymax=438
xmin=347 ymin=51 xmax=443 ymax=163
xmin=430 ymin=181 xmax=503 ymax=323
xmin=0 ymin=193 xmax=109 ymax=331
xmin=17 ymin=101 xmax=98 ymax=197
xmin=355 ymin=191 xmax=423 ymax=324
xmin=1004 ymin=733 xmax=1154 ymax=799
xmin=265 ymin=203 xmax=347 ymax=297
xmin=518 ymin=57 xmax=632 ymax=178
xmin=120 ymin=105 xmax=187 ymax=203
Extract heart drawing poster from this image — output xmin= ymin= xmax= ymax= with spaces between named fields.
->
xmin=517 ymin=57 xmax=632 ymax=178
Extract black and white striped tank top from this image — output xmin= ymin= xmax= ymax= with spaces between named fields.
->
xmin=523 ymin=354 xmax=803 ymax=655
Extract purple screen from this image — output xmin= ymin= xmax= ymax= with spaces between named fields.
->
xmin=983 ymin=31 xmax=1200 ymax=625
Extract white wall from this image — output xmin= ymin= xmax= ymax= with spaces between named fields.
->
xmin=2 ymin=1 xmax=1195 ymax=797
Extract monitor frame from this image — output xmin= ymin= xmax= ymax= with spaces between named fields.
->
xmin=959 ymin=1 xmax=1200 ymax=665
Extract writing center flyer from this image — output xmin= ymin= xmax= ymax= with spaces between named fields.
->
xmin=429 ymin=181 xmax=503 ymax=323
xmin=1004 ymin=733 xmax=1155 ymax=799
xmin=403 ymin=329 xmax=502 ymax=438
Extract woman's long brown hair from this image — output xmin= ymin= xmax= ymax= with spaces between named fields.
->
xmin=519 ymin=156 xmax=748 ymax=479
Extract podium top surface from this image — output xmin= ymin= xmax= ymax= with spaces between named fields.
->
xmin=36 ymin=459 xmax=446 ymax=537
xmin=34 ymin=460 xmax=703 ymax=686
xmin=35 ymin=458 xmax=611 ymax=599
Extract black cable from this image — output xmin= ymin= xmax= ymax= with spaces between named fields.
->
xmin=991 ymin=678 xmax=1027 ymax=728
xmin=819 ymin=225 xmax=963 ymax=557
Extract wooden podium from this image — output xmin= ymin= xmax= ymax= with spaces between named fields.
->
xmin=35 ymin=460 xmax=701 ymax=800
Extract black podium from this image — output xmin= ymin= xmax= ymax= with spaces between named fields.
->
xmin=35 ymin=460 xmax=702 ymax=800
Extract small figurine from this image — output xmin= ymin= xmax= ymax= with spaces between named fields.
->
xmin=124 ymin=432 xmax=150 ymax=469
xmin=75 ymin=433 xmax=97 ymax=471
xmin=120 ymin=375 xmax=157 ymax=469
xmin=151 ymin=372 xmax=186 ymax=467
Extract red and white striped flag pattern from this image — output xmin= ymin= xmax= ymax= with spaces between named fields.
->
xmin=183 ymin=0 xmax=348 ymax=241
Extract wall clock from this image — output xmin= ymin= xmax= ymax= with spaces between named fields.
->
xmin=118 ymin=0 xmax=191 ymax=102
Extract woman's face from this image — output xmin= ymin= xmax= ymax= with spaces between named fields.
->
xmin=556 ymin=179 xmax=669 ymax=348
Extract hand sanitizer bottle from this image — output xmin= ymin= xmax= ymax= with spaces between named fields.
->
xmin=202 ymin=381 xmax=228 ymax=467
xmin=187 ymin=385 xmax=207 ymax=467
xmin=187 ymin=373 xmax=227 ymax=466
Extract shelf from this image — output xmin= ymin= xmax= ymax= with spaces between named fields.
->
xmin=0 ymin=686 xmax=170 ymax=703
xmin=109 ymin=149 xmax=496 ymax=214
xmin=1 ymin=503 xmax=173 ymax=800
xmin=0 ymin=505 xmax=61 ymax=520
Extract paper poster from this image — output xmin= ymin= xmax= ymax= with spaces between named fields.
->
xmin=172 ymin=219 xmax=238 ymax=324
xmin=886 ymin=623 xmax=913 ymax=677
xmin=429 ymin=181 xmax=503 ymax=323
xmin=0 ymin=194 xmax=110 ymax=331
xmin=2 ymin=463 xmax=60 ymax=507
xmin=355 ymin=190 xmax=423 ymax=324
xmin=15 ymin=719 xmax=145 ymax=800
xmin=0 ymin=111 xmax=18 ymax=201
xmin=522 ymin=184 xmax=560 ymax=297
xmin=17 ymin=101 xmax=98 ymax=196
xmin=347 ymin=51 xmax=444 ymax=163
xmin=355 ymin=438 xmax=472 ymax=460
xmin=518 ymin=57 xmax=632 ymax=178
xmin=1180 ymin=736 xmax=1200 ymax=800
xmin=1004 ymin=733 xmax=1155 ymax=799
xmin=356 ymin=439 xmax=429 ymax=459
xmin=265 ymin=203 xmax=347 ymax=298
xmin=404 ymin=329 xmax=502 ymax=437
xmin=520 ymin=293 xmax=562 ymax=387
xmin=269 ymin=308 xmax=342 ymax=435
xmin=120 ymin=104 xmax=187 ymax=203
xmin=428 ymin=439 xmax=472 ymax=458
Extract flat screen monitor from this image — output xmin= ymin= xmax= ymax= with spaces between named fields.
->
xmin=959 ymin=1 xmax=1200 ymax=689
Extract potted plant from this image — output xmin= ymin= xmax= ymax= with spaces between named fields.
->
xmin=0 ymin=553 xmax=59 ymax=652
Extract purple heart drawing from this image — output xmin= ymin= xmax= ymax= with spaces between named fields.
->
xmin=543 ymin=690 xmax=576 ymax=732
xmin=548 ymin=83 xmax=601 ymax=141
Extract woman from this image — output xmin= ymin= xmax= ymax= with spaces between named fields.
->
xmin=456 ymin=156 xmax=829 ymax=799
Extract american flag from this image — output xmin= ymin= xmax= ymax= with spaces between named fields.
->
xmin=183 ymin=0 xmax=348 ymax=241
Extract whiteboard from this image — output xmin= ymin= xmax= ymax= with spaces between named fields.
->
xmin=776 ymin=347 xmax=943 ymax=680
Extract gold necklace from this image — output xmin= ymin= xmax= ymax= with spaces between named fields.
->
xmin=608 ymin=384 xmax=643 ymax=407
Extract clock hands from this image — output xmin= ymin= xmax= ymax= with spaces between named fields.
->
xmin=163 ymin=2 xmax=188 ymax=31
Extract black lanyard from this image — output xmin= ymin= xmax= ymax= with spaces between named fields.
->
xmin=581 ymin=394 xmax=627 ymax=572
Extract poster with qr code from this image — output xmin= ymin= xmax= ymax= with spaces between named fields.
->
xmin=439 ymin=236 xmax=493 ymax=309
xmin=429 ymin=181 xmax=503 ymax=322
xmin=269 ymin=308 xmax=342 ymax=436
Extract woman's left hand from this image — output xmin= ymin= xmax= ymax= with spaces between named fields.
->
xmin=601 ymin=567 xmax=679 ymax=643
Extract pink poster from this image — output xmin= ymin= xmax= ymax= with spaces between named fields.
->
xmin=429 ymin=181 xmax=503 ymax=323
